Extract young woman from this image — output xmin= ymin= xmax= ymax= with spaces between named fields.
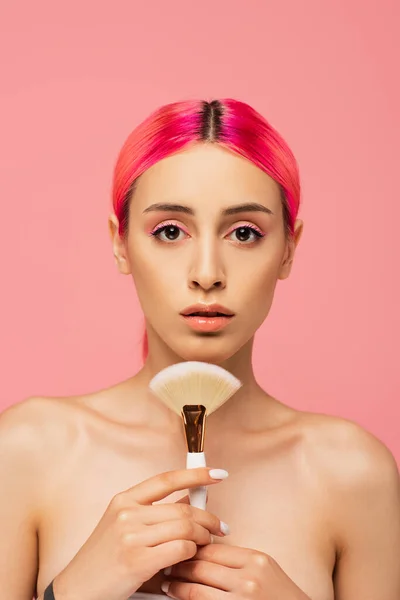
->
xmin=1 ymin=99 xmax=399 ymax=600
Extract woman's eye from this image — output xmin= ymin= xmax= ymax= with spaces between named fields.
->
xmin=228 ymin=226 xmax=264 ymax=243
xmin=152 ymin=224 xmax=186 ymax=242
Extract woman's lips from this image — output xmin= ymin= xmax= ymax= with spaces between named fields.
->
xmin=181 ymin=314 xmax=234 ymax=332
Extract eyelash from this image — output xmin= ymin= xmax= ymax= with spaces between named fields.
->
xmin=149 ymin=220 xmax=266 ymax=244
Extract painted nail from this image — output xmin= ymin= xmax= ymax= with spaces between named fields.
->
xmin=161 ymin=581 xmax=171 ymax=593
xmin=209 ymin=469 xmax=229 ymax=480
xmin=220 ymin=521 xmax=231 ymax=535
xmin=164 ymin=567 xmax=172 ymax=576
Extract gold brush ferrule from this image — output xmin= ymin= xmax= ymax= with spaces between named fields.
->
xmin=181 ymin=405 xmax=206 ymax=453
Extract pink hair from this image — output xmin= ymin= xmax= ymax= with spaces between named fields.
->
xmin=111 ymin=99 xmax=301 ymax=362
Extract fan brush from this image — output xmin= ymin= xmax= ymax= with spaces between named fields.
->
xmin=149 ymin=361 xmax=242 ymax=510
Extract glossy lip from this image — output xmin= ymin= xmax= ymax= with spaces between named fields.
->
xmin=180 ymin=303 xmax=235 ymax=317
xmin=181 ymin=315 xmax=233 ymax=332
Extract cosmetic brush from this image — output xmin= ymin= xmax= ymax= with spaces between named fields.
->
xmin=149 ymin=361 xmax=242 ymax=510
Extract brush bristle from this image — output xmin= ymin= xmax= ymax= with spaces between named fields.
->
xmin=149 ymin=361 xmax=242 ymax=417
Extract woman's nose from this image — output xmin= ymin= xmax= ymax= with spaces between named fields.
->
xmin=187 ymin=240 xmax=226 ymax=291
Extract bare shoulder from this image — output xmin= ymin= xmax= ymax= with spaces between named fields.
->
xmin=1 ymin=394 xmax=79 ymax=433
xmin=0 ymin=394 xmax=92 ymax=465
xmin=295 ymin=412 xmax=400 ymax=556
xmin=0 ymin=375 xmax=138 ymax=453
xmin=298 ymin=411 xmax=399 ymax=486
xmin=294 ymin=411 xmax=400 ymax=549
xmin=0 ymin=396 xmax=57 ymax=449
xmin=294 ymin=415 xmax=400 ymax=596
xmin=0 ymin=397 xmax=73 ymax=529
xmin=0 ymin=396 xmax=94 ymax=599
xmin=0 ymin=379 xmax=133 ymax=459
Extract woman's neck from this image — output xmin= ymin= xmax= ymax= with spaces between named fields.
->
xmin=131 ymin=334 xmax=281 ymax=433
xmin=140 ymin=325 xmax=258 ymax=385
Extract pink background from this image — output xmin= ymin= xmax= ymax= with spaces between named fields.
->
xmin=1 ymin=1 xmax=399 ymax=459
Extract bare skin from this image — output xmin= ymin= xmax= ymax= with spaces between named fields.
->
xmin=1 ymin=143 xmax=399 ymax=600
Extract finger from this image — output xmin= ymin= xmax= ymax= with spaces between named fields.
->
xmin=142 ymin=540 xmax=198 ymax=574
xmin=163 ymin=581 xmax=228 ymax=599
xmin=138 ymin=504 xmax=224 ymax=536
xmin=169 ymin=559 xmax=237 ymax=592
xmin=194 ymin=543 xmax=249 ymax=568
xmin=127 ymin=468 xmax=227 ymax=505
xmin=130 ymin=519 xmax=213 ymax=547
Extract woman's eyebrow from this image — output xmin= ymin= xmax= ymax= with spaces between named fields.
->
xmin=143 ymin=202 xmax=274 ymax=216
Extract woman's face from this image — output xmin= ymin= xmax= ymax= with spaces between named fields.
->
xmin=110 ymin=143 xmax=302 ymax=363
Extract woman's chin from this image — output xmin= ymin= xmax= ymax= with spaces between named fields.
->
xmin=173 ymin=340 xmax=239 ymax=365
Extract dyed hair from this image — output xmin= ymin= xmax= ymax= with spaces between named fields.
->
xmin=111 ymin=98 xmax=301 ymax=361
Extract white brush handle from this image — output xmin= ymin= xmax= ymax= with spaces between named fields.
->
xmin=186 ymin=452 xmax=207 ymax=510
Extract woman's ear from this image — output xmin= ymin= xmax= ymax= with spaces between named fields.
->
xmin=278 ymin=219 xmax=303 ymax=280
xmin=108 ymin=214 xmax=132 ymax=275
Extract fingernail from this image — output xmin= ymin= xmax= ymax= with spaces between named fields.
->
xmin=164 ymin=567 xmax=172 ymax=576
xmin=161 ymin=581 xmax=170 ymax=593
xmin=209 ymin=469 xmax=229 ymax=480
xmin=220 ymin=521 xmax=231 ymax=535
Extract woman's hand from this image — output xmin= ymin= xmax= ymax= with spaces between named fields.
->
xmin=163 ymin=543 xmax=311 ymax=599
xmin=51 ymin=468 xmax=229 ymax=600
